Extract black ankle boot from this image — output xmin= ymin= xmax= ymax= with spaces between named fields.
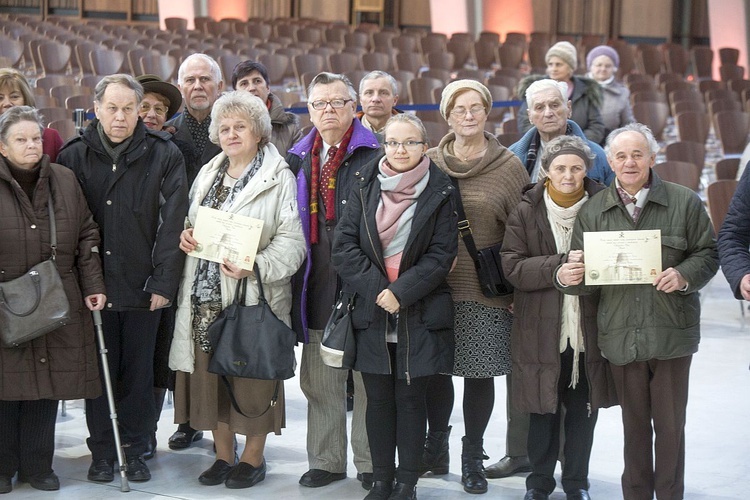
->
xmin=388 ymin=482 xmax=416 ymax=500
xmin=461 ymin=436 xmax=488 ymax=494
xmin=364 ymin=480 xmax=394 ymax=500
xmin=419 ymin=425 xmax=451 ymax=475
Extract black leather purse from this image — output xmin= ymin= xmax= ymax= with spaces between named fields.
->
xmin=320 ymin=292 xmax=356 ymax=370
xmin=0 ymin=195 xmax=71 ymax=347
xmin=451 ymin=178 xmax=514 ymax=297
xmin=207 ymin=263 xmax=296 ymax=417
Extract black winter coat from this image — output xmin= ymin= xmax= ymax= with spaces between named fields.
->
xmin=56 ymin=119 xmax=188 ymax=310
xmin=332 ymin=159 xmax=458 ymax=380
xmin=166 ymin=112 xmax=222 ymax=186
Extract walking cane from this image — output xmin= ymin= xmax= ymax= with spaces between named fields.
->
xmin=92 ymin=310 xmax=130 ymax=492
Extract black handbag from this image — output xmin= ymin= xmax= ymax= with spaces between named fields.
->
xmin=0 ymin=195 xmax=71 ymax=348
xmin=207 ymin=263 xmax=296 ymax=417
xmin=320 ymin=292 xmax=356 ymax=370
xmin=451 ymin=178 xmax=514 ymax=297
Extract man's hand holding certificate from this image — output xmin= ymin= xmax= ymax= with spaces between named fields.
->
xmin=187 ymin=206 xmax=264 ymax=271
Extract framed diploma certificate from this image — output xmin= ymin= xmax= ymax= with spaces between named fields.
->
xmin=189 ymin=206 xmax=264 ymax=271
xmin=583 ymin=229 xmax=662 ymax=285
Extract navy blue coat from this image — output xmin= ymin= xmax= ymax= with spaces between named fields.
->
xmin=718 ymin=167 xmax=750 ymax=299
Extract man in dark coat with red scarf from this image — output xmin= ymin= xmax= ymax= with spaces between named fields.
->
xmin=286 ymin=72 xmax=381 ymax=490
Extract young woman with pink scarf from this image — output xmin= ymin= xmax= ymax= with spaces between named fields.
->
xmin=332 ymin=114 xmax=458 ymax=500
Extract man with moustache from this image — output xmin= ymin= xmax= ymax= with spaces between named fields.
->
xmin=167 ymin=53 xmax=224 ymax=186
xmin=164 ymin=53 xmax=224 ymax=449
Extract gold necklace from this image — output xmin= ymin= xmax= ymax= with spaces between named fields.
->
xmin=456 ymin=143 xmax=488 ymax=161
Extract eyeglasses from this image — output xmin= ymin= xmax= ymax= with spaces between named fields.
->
xmin=309 ymin=99 xmax=353 ymax=110
xmin=450 ymin=104 xmax=486 ymax=118
xmin=384 ymin=140 xmax=426 ymax=151
xmin=138 ymin=102 xmax=168 ymax=117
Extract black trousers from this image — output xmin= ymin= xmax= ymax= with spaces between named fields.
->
xmin=526 ymin=346 xmax=598 ymax=494
xmin=361 ymin=343 xmax=432 ymax=487
xmin=0 ymin=399 xmax=59 ymax=478
xmin=86 ymin=309 xmax=161 ymax=461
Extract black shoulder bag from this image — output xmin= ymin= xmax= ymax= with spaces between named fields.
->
xmin=207 ymin=263 xmax=296 ymax=418
xmin=451 ymin=178 xmax=514 ymax=297
xmin=0 ymin=194 xmax=71 ymax=347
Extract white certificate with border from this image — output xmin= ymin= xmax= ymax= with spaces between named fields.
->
xmin=189 ymin=206 xmax=264 ymax=271
xmin=583 ymin=229 xmax=662 ymax=285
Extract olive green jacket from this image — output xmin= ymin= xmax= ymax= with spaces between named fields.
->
xmin=556 ymin=172 xmax=718 ymax=366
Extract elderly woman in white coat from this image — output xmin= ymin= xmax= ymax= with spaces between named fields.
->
xmin=169 ymin=91 xmax=305 ymax=490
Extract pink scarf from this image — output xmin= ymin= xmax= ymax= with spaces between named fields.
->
xmin=376 ymin=156 xmax=431 ymax=282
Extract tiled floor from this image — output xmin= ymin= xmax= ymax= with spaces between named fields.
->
xmin=5 ymin=270 xmax=750 ymax=499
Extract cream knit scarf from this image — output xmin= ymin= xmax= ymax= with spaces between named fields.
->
xmin=544 ymin=188 xmax=588 ymax=388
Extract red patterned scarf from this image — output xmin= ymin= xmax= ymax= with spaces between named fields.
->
xmin=310 ymin=124 xmax=354 ymax=243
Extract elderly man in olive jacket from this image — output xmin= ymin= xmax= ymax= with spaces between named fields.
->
xmin=556 ymin=123 xmax=718 ymax=500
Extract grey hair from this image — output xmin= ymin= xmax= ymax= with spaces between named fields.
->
xmin=384 ymin=113 xmax=428 ymax=143
xmin=0 ymin=105 xmax=43 ymax=143
xmin=540 ymin=135 xmax=596 ymax=171
xmin=359 ymin=70 xmax=399 ymax=96
xmin=307 ymin=72 xmax=357 ymax=102
xmin=208 ymin=91 xmax=272 ymax=148
xmin=605 ymin=122 xmax=660 ymax=158
xmin=525 ymin=79 xmax=569 ymax=108
xmin=178 ymin=53 xmax=223 ymax=86
xmin=94 ymin=74 xmax=144 ymax=104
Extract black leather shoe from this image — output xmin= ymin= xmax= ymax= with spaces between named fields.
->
xmin=357 ymin=472 xmax=373 ymax=490
xmin=143 ymin=432 xmax=157 ymax=460
xmin=389 ymin=482 xmax=417 ymax=500
xmin=566 ymin=489 xmax=591 ymax=500
xmin=364 ymin=480 xmax=393 ymax=499
xmin=485 ymin=455 xmax=531 ymax=479
xmin=225 ymin=460 xmax=266 ymax=489
xmin=0 ymin=476 xmax=10 ymax=494
xmin=199 ymin=459 xmax=235 ymax=486
xmin=126 ymin=456 xmax=151 ymax=482
xmin=168 ymin=426 xmax=204 ymax=450
xmin=524 ymin=488 xmax=550 ymax=500
xmin=87 ymin=459 xmax=114 ymax=483
xmin=298 ymin=468 xmax=347 ymax=488
xmin=21 ymin=472 xmax=59 ymax=491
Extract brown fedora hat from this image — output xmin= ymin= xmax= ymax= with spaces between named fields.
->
xmin=136 ymin=74 xmax=183 ymax=120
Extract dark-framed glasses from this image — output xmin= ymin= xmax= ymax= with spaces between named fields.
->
xmin=309 ymin=99 xmax=353 ymax=110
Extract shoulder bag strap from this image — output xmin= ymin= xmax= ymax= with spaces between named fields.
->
xmin=252 ymin=262 xmax=265 ymax=302
xmin=220 ymin=376 xmax=280 ymax=419
xmin=449 ymin=177 xmax=480 ymax=264
xmin=48 ymin=193 xmax=57 ymax=261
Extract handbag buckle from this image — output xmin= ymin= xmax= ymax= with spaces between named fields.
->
xmin=457 ymin=219 xmax=472 ymax=236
